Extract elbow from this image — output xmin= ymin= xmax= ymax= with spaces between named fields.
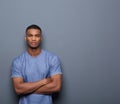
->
xmin=54 ymin=81 xmax=62 ymax=92
xmin=54 ymin=84 xmax=62 ymax=92
xmin=15 ymin=88 xmax=24 ymax=95
xmin=16 ymin=92 xmax=22 ymax=95
xmin=15 ymin=90 xmax=21 ymax=95
xmin=15 ymin=89 xmax=21 ymax=95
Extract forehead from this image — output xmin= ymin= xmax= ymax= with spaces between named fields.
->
xmin=26 ymin=29 xmax=41 ymax=35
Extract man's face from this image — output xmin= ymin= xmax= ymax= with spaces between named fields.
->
xmin=25 ymin=29 xmax=42 ymax=49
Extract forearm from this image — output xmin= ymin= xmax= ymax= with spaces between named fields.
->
xmin=34 ymin=83 xmax=61 ymax=94
xmin=16 ymin=81 xmax=44 ymax=95
xmin=34 ymin=76 xmax=62 ymax=94
xmin=13 ymin=78 xmax=51 ymax=95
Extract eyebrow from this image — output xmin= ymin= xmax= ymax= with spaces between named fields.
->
xmin=26 ymin=33 xmax=41 ymax=36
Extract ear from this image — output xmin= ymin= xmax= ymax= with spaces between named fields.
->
xmin=40 ymin=35 xmax=43 ymax=41
xmin=24 ymin=36 xmax=27 ymax=41
xmin=41 ymin=35 xmax=43 ymax=41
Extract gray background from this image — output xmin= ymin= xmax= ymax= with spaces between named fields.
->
xmin=0 ymin=0 xmax=120 ymax=104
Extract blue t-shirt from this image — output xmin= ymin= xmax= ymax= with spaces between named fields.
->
xmin=11 ymin=49 xmax=62 ymax=104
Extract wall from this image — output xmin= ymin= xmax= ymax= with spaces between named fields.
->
xmin=0 ymin=0 xmax=120 ymax=104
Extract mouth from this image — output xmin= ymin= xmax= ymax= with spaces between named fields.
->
xmin=27 ymin=41 xmax=40 ymax=49
xmin=31 ymin=42 xmax=37 ymax=45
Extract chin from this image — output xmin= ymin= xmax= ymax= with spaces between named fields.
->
xmin=28 ymin=45 xmax=40 ymax=49
xmin=31 ymin=47 xmax=40 ymax=49
xmin=27 ymin=43 xmax=41 ymax=49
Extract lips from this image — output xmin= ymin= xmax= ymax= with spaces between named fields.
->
xmin=31 ymin=42 xmax=37 ymax=45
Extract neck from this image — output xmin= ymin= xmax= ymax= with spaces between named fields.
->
xmin=27 ymin=47 xmax=42 ymax=56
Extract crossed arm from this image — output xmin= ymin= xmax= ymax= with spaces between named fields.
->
xmin=12 ymin=74 xmax=62 ymax=95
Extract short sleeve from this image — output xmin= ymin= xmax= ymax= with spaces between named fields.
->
xmin=11 ymin=59 xmax=23 ymax=78
xmin=49 ymin=56 xmax=62 ymax=76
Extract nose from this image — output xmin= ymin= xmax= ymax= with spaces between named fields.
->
xmin=32 ymin=36 xmax=36 ymax=41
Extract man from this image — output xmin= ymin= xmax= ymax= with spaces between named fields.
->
xmin=11 ymin=24 xmax=62 ymax=104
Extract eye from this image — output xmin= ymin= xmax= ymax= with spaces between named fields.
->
xmin=35 ymin=34 xmax=41 ymax=37
xmin=27 ymin=34 xmax=32 ymax=37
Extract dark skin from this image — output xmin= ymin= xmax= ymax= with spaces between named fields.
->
xmin=12 ymin=28 xmax=62 ymax=95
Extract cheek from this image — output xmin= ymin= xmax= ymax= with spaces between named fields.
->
xmin=26 ymin=39 xmax=30 ymax=42
xmin=26 ymin=38 xmax=31 ymax=43
xmin=37 ymin=38 xmax=42 ymax=42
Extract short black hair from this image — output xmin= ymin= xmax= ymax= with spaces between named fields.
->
xmin=26 ymin=24 xmax=42 ymax=33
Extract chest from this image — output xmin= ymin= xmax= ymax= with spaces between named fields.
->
xmin=21 ymin=57 xmax=50 ymax=82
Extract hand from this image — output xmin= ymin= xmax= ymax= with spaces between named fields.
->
xmin=42 ymin=78 xmax=52 ymax=85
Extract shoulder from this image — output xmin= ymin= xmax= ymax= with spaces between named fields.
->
xmin=43 ymin=49 xmax=59 ymax=59
xmin=43 ymin=49 xmax=61 ymax=64
xmin=12 ymin=51 xmax=27 ymax=64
